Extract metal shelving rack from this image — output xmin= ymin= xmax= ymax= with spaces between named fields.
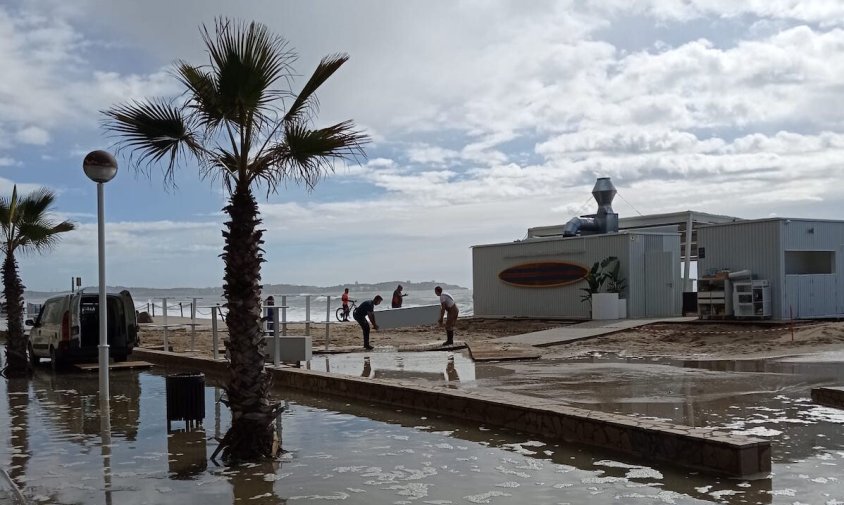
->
xmin=732 ymin=280 xmax=771 ymax=318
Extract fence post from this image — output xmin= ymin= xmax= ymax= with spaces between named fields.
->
xmin=305 ymin=295 xmax=311 ymax=336
xmin=162 ymin=297 xmax=168 ymax=352
xmin=211 ymin=306 xmax=219 ymax=360
xmin=151 ymin=302 xmax=155 ymax=318
xmin=190 ymin=297 xmax=198 ymax=352
xmin=273 ymin=307 xmax=280 ymax=367
xmin=179 ymin=302 xmax=184 ymax=318
xmin=281 ymin=296 xmax=287 ymax=336
xmin=325 ymin=295 xmax=331 ymax=351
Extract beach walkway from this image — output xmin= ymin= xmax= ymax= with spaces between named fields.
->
xmin=494 ymin=316 xmax=697 ymax=347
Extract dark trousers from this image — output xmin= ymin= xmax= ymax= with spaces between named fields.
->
xmin=354 ymin=312 xmax=370 ymax=347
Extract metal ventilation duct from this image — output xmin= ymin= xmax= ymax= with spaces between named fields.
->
xmin=562 ymin=177 xmax=619 ymax=237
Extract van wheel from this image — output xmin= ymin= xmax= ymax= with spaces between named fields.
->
xmin=49 ymin=346 xmax=62 ymax=371
xmin=28 ymin=343 xmax=39 ymax=367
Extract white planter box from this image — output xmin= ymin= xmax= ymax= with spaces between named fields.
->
xmin=592 ymin=293 xmax=619 ymax=320
xmin=263 ymin=335 xmax=312 ymax=362
xmin=375 ymin=305 xmax=442 ymax=329
xmin=617 ymin=298 xmax=627 ymax=319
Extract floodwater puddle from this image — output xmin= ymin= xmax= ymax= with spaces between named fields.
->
xmin=309 ymin=350 xmax=476 ymax=383
xmin=464 ymin=351 xmax=844 ymax=503
xmin=0 ymin=365 xmax=789 ymax=505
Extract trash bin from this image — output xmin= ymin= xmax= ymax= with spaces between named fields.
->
xmin=165 ymin=372 xmax=205 ymax=430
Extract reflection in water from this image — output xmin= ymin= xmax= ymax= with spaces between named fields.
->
xmin=7 ymin=378 xmax=29 ymax=488
xmin=31 ymin=369 xmax=141 ymax=442
xmin=316 ymin=350 xmax=476 ymax=382
xmin=229 ymin=461 xmax=285 ymax=505
xmin=445 ymin=355 xmax=459 ymax=382
xmin=168 ymin=429 xmax=208 ymax=479
xmin=99 ymin=400 xmax=112 ymax=505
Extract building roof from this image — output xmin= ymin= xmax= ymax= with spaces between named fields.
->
xmin=526 ymin=210 xmax=741 ymax=238
xmin=472 ymin=229 xmax=679 ymax=249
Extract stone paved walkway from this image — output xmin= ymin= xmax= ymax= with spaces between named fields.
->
xmin=494 ymin=316 xmax=697 ymax=347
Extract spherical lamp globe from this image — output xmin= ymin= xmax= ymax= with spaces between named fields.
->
xmin=82 ymin=150 xmax=118 ymax=183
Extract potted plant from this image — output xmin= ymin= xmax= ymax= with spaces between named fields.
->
xmin=581 ymin=256 xmax=621 ymax=320
xmin=603 ymin=257 xmax=628 ymax=318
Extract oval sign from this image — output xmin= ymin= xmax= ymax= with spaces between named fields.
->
xmin=498 ymin=261 xmax=588 ymax=288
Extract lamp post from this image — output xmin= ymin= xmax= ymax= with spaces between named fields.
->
xmin=83 ymin=150 xmax=118 ymax=403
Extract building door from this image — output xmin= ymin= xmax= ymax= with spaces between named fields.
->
xmin=644 ymin=252 xmax=676 ymax=317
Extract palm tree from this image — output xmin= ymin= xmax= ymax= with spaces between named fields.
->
xmin=0 ymin=186 xmax=75 ymax=378
xmin=103 ymin=18 xmax=368 ymax=461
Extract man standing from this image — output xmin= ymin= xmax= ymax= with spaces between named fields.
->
xmin=353 ymin=295 xmax=382 ymax=350
xmin=391 ymin=284 xmax=407 ymax=308
xmin=341 ymin=288 xmax=351 ymax=321
xmin=435 ymin=286 xmax=458 ymax=346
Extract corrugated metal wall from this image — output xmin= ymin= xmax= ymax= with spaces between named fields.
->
xmin=699 ymin=219 xmax=844 ymax=319
xmin=781 ymin=219 xmax=844 ymax=318
xmin=472 ymin=232 xmax=680 ymax=318
xmin=641 ymin=234 xmax=682 ymax=317
xmin=698 ymin=220 xmax=783 ymax=317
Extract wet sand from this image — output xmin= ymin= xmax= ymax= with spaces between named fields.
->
xmin=138 ymin=317 xmax=844 ymax=360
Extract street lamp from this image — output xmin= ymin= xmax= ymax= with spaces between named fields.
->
xmin=83 ymin=150 xmax=118 ymax=403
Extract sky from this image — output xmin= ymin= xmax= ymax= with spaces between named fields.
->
xmin=2 ymin=0 xmax=844 ymax=291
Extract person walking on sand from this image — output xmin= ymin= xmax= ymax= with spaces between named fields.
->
xmin=435 ymin=286 xmax=458 ymax=346
xmin=353 ymin=295 xmax=382 ymax=350
xmin=391 ymin=284 xmax=407 ymax=308
xmin=341 ymin=288 xmax=351 ymax=321
xmin=261 ymin=296 xmax=275 ymax=334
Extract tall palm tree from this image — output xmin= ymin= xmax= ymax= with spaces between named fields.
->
xmin=0 ymin=186 xmax=75 ymax=378
xmin=103 ymin=18 xmax=368 ymax=461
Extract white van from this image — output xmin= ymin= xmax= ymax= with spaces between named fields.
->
xmin=27 ymin=290 xmax=139 ymax=367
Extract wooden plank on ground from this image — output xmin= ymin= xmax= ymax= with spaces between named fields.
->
xmin=397 ymin=341 xmax=467 ymax=352
xmin=74 ymin=361 xmax=153 ymax=372
xmin=466 ymin=342 xmax=542 ymax=362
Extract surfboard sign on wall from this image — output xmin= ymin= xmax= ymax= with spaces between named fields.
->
xmin=498 ymin=261 xmax=589 ymax=288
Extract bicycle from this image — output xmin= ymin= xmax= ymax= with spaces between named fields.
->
xmin=335 ymin=299 xmax=357 ymax=322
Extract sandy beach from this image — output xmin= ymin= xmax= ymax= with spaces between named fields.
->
xmin=137 ymin=316 xmax=844 ymax=360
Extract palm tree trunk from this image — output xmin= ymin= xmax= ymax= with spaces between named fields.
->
xmin=219 ymin=183 xmax=280 ymax=461
xmin=3 ymin=251 xmax=28 ymax=377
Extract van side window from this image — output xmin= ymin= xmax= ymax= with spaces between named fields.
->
xmin=39 ymin=300 xmax=62 ymax=324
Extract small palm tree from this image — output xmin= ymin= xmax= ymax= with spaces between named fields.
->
xmin=0 ymin=186 xmax=75 ymax=377
xmin=103 ymin=18 xmax=368 ymax=461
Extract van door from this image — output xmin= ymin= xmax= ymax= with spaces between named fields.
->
xmin=119 ymin=290 xmax=138 ymax=347
xmin=31 ymin=298 xmax=62 ymax=357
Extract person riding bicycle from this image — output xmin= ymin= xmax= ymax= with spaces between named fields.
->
xmin=341 ymin=288 xmax=351 ymax=321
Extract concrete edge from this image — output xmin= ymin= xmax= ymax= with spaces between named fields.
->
xmin=134 ymin=348 xmax=771 ymax=477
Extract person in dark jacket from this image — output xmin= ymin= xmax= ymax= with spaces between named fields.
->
xmin=353 ymin=295 xmax=382 ymax=350
xmin=391 ymin=284 xmax=407 ymax=308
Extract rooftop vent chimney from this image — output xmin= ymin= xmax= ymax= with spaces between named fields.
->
xmin=562 ymin=177 xmax=619 ymax=237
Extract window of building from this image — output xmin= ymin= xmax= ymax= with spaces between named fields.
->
xmin=784 ymin=250 xmax=835 ymax=275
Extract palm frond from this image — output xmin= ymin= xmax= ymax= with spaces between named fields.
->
xmin=102 ymin=99 xmax=203 ymax=183
xmin=16 ymin=221 xmax=76 ymax=254
xmin=201 ymin=18 xmax=295 ymax=127
xmin=0 ymin=186 xmax=75 ymax=256
xmin=176 ymin=62 xmax=225 ymax=130
xmin=283 ymin=54 xmax=349 ymax=124
xmin=255 ymin=120 xmax=368 ymax=190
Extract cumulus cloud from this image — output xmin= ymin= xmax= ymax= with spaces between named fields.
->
xmin=4 ymin=0 xmax=844 ymax=288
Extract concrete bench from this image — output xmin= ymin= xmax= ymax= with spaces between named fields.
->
xmin=375 ymin=305 xmax=441 ymax=329
xmin=262 ymin=335 xmax=312 ymax=362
